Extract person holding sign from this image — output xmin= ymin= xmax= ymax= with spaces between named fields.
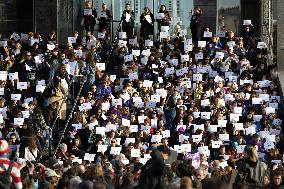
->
xmin=156 ymin=5 xmax=171 ymax=33
xmin=233 ymin=145 xmax=266 ymax=189
xmin=140 ymin=7 xmax=154 ymax=40
xmin=218 ymin=25 xmax=228 ymax=47
xmin=201 ymin=27 xmax=212 ymax=43
xmin=83 ymin=1 xmax=97 ymax=35
xmin=17 ymin=51 xmax=36 ymax=82
xmin=190 ymin=7 xmax=202 ymax=45
xmin=241 ymin=25 xmax=254 ymax=49
xmin=98 ymin=3 xmax=112 ymax=37
xmin=121 ymin=3 xmax=135 ymax=39
xmin=137 ymin=145 xmax=171 ymax=189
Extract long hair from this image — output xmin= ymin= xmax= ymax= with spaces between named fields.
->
xmin=244 ymin=145 xmax=258 ymax=162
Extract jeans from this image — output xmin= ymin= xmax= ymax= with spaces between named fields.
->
xmin=165 ymin=109 xmax=176 ymax=131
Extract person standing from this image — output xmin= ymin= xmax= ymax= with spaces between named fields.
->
xmin=0 ymin=140 xmax=23 ymax=189
xmin=157 ymin=5 xmax=171 ymax=32
xmin=83 ymin=1 xmax=97 ymax=35
xmin=121 ymin=3 xmax=135 ymax=39
xmin=98 ymin=3 xmax=112 ymax=37
xmin=164 ymin=87 xmax=177 ymax=131
xmin=140 ymin=7 xmax=154 ymax=40
xmin=233 ymin=145 xmax=266 ymax=189
xmin=190 ymin=7 xmax=201 ymax=45
xmin=135 ymin=145 xmax=171 ymax=189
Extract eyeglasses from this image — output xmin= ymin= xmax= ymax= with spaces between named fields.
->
xmin=111 ymin=141 xmax=116 ymax=143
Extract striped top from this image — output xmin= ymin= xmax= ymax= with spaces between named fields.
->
xmin=0 ymin=158 xmax=23 ymax=189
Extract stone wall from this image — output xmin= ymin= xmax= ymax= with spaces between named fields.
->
xmin=277 ymin=0 xmax=284 ymax=69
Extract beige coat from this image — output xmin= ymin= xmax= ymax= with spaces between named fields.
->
xmin=48 ymin=86 xmax=67 ymax=120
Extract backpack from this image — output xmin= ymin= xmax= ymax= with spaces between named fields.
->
xmin=0 ymin=161 xmax=14 ymax=189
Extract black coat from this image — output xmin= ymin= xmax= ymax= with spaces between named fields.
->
xmin=98 ymin=10 xmax=112 ymax=31
xmin=137 ymin=149 xmax=167 ymax=189
xmin=84 ymin=9 xmax=97 ymax=27
xmin=140 ymin=13 xmax=154 ymax=37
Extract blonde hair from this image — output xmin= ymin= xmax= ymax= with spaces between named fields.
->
xmin=245 ymin=145 xmax=258 ymax=162
xmin=85 ymin=1 xmax=92 ymax=8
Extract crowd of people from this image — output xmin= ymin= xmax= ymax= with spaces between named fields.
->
xmin=0 ymin=2 xmax=283 ymax=189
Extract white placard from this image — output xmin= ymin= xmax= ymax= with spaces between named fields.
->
xmin=14 ymin=118 xmax=24 ymax=126
xmin=165 ymin=67 xmax=175 ymax=75
xmin=161 ymin=130 xmax=170 ymax=138
xmin=68 ymin=37 xmax=77 ymax=44
xmin=151 ymin=135 xmax=162 ymax=143
xmin=243 ymin=20 xmax=252 ymax=25
xmin=208 ymin=125 xmax=218 ymax=133
xmin=124 ymin=54 xmax=134 ymax=62
xmin=131 ymin=149 xmax=140 ymax=158
xmin=160 ymin=32 xmax=170 ymax=39
xmin=98 ymin=11 xmax=106 ymax=17
xmin=118 ymin=40 xmax=127 ymax=46
xmin=119 ymin=32 xmax=127 ymax=39
xmin=257 ymin=42 xmax=267 ymax=49
xmin=0 ymin=88 xmax=4 ymax=96
xmin=20 ymin=33 xmax=29 ymax=41
xmin=219 ymin=134 xmax=230 ymax=141
xmin=17 ymin=82 xmax=28 ymax=90
xmin=96 ymin=63 xmax=105 ymax=71
xmin=230 ymin=113 xmax=240 ymax=122
xmin=84 ymin=9 xmax=92 ymax=15
xmin=252 ymin=98 xmax=263 ymax=104
xmin=184 ymin=44 xmax=193 ymax=52
xmin=98 ymin=32 xmax=105 ymax=39
xmin=145 ymin=40 xmax=153 ymax=47
xmin=132 ymin=49 xmax=140 ymax=56
xmin=237 ymin=145 xmax=246 ymax=154
xmin=8 ymin=72 xmax=18 ymax=81
xmin=181 ymin=55 xmax=189 ymax=62
xmin=143 ymin=80 xmax=153 ymax=88
xmin=129 ymin=125 xmax=138 ymax=132
xmin=110 ymin=147 xmax=122 ymax=155
xmin=129 ymin=38 xmax=138 ymax=45
xmin=161 ymin=26 xmax=170 ymax=32
xmin=203 ymin=31 xmax=212 ymax=38
xmin=218 ymin=31 xmax=226 ymax=37
xmin=28 ymin=38 xmax=39 ymax=46
xmin=198 ymin=41 xmax=206 ymax=48
xmin=195 ymin=52 xmax=203 ymax=60
xmin=192 ymin=135 xmax=202 ymax=142
xmin=105 ymin=124 xmax=117 ymax=132
xmin=234 ymin=123 xmax=244 ymax=130
xmin=11 ymin=94 xmax=21 ymax=101
xmin=215 ymin=52 xmax=224 ymax=59
xmin=156 ymin=13 xmax=165 ymax=20
xmin=192 ymin=73 xmax=203 ymax=81
xmin=200 ymin=112 xmax=211 ymax=120
xmin=227 ymin=41 xmax=236 ymax=48
xmin=194 ymin=124 xmax=204 ymax=132
xmin=212 ymin=141 xmax=223 ymax=149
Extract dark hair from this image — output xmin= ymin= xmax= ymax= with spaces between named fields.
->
xmin=157 ymin=145 xmax=171 ymax=155
xmin=176 ymin=162 xmax=194 ymax=178
xmin=159 ymin=5 xmax=167 ymax=11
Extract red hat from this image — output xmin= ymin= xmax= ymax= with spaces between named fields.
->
xmin=0 ymin=140 xmax=9 ymax=155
